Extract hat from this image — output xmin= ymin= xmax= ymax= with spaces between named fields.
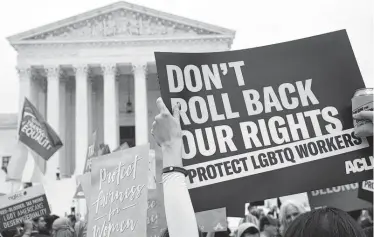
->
xmin=236 ymin=223 xmax=260 ymax=237
xmin=259 ymin=215 xmax=279 ymax=231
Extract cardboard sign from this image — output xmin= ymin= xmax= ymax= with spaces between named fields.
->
xmin=83 ymin=132 xmax=110 ymax=174
xmin=147 ymin=189 xmax=167 ymax=237
xmin=358 ymin=180 xmax=373 ymax=203
xmin=148 ymin=150 xmax=157 ymax=190
xmin=155 ymin=30 xmax=373 ymax=215
xmin=196 ymin=208 xmax=227 ymax=232
xmin=74 ymin=173 xmax=92 ymax=204
xmin=19 ymin=98 xmax=62 ymax=161
xmin=308 ymin=183 xmax=372 ymax=212
xmin=0 ymin=185 xmax=50 ymax=230
xmin=88 ymin=144 xmax=149 ymax=237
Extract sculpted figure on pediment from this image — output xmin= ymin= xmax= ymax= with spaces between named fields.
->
xmin=139 ymin=18 xmax=153 ymax=35
xmin=27 ymin=9 xmax=207 ymax=40
xmin=115 ymin=13 xmax=130 ymax=35
xmin=90 ymin=19 xmax=104 ymax=37
xmin=104 ymin=14 xmax=117 ymax=36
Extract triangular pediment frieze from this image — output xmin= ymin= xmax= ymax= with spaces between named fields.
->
xmin=8 ymin=2 xmax=234 ymax=42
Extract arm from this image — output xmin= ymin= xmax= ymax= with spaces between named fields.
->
xmin=163 ymin=172 xmax=199 ymax=237
xmin=21 ymin=221 xmax=34 ymax=237
xmin=152 ymin=98 xmax=199 ymax=237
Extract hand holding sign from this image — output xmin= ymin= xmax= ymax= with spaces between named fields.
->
xmin=152 ymin=97 xmax=183 ymax=168
xmin=353 ymin=111 xmax=373 ymax=122
xmin=23 ymin=220 xmax=33 ymax=234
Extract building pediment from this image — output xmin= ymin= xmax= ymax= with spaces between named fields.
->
xmin=8 ymin=1 xmax=235 ymax=43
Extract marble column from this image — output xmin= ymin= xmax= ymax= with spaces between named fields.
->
xmin=17 ymin=67 xmax=38 ymax=127
xmin=59 ymin=75 xmax=67 ymax=178
xmin=64 ymin=79 xmax=75 ymax=177
xmin=36 ymin=78 xmax=47 ymax=174
xmin=132 ymin=63 xmax=149 ymax=146
xmin=102 ymin=64 xmax=119 ymax=151
xmin=46 ymin=66 xmax=61 ymax=180
xmin=74 ymin=65 xmax=89 ymax=175
xmin=87 ymin=76 xmax=94 ymax=139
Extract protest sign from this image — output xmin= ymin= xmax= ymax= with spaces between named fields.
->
xmin=113 ymin=142 xmax=130 ymax=152
xmin=358 ymin=180 xmax=373 ymax=203
xmin=147 ymin=189 xmax=167 ymax=237
xmin=148 ymin=150 xmax=157 ymax=190
xmin=196 ymin=208 xmax=227 ymax=232
xmin=19 ymin=98 xmax=62 ymax=161
xmin=83 ymin=132 xmax=100 ymax=174
xmin=74 ymin=184 xmax=84 ymax=199
xmin=88 ymin=144 xmax=149 ymax=237
xmin=155 ymin=30 xmax=373 ymax=215
xmin=308 ymin=183 xmax=371 ymax=212
xmin=0 ymin=185 xmax=50 ymax=230
xmin=74 ymin=173 xmax=92 ymax=203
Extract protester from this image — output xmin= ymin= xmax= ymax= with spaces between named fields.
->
xmin=267 ymin=206 xmax=279 ymax=219
xmin=362 ymin=208 xmax=373 ymax=237
xmin=32 ymin=217 xmax=49 ymax=236
xmin=239 ymin=213 xmax=260 ymax=228
xmin=259 ymin=215 xmax=279 ymax=237
xmin=206 ymin=230 xmax=232 ymax=237
xmin=45 ymin=215 xmax=59 ymax=236
xmin=1 ymin=229 xmax=19 ymax=237
xmin=160 ymin=228 xmax=204 ymax=237
xmin=66 ymin=215 xmax=76 ymax=229
xmin=283 ymin=207 xmax=367 ymax=237
xmin=73 ymin=220 xmax=86 ymax=237
xmin=51 ymin=218 xmax=74 ymax=237
xmin=18 ymin=219 xmax=49 ymax=237
xmin=236 ymin=223 xmax=260 ymax=237
xmin=279 ymin=200 xmax=306 ymax=235
xmin=151 ymin=98 xmax=199 ymax=237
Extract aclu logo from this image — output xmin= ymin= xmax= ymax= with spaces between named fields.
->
xmin=8 ymin=191 xmax=27 ymax=201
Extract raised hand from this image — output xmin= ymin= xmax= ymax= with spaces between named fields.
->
xmin=151 ymin=97 xmax=183 ymax=167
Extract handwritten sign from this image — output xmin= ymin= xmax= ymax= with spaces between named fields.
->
xmin=88 ymin=144 xmax=149 ymax=237
xmin=147 ymin=189 xmax=167 ymax=237
xmin=148 ymin=150 xmax=157 ymax=190
xmin=0 ymin=185 xmax=50 ymax=230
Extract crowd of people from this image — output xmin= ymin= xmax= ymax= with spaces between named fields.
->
xmin=0 ymin=99 xmax=373 ymax=237
xmin=0 ymin=215 xmax=85 ymax=237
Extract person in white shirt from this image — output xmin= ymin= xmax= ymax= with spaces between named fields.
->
xmin=151 ymin=98 xmax=200 ymax=237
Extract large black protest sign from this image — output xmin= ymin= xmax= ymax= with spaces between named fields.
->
xmin=0 ymin=185 xmax=50 ymax=230
xmin=19 ymin=98 xmax=63 ymax=160
xmin=155 ymin=30 xmax=373 ymax=215
xmin=308 ymin=183 xmax=372 ymax=212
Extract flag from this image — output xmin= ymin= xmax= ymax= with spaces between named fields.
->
xmin=18 ymin=98 xmax=63 ymax=160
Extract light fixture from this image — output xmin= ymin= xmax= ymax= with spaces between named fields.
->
xmin=126 ymin=78 xmax=133 ymax=113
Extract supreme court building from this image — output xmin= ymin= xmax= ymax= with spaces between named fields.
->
xmin=6 ymin=1 xmax=235 ymax=181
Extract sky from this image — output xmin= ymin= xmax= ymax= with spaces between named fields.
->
xmin=0 ymin=0 xmax=372 ymax=113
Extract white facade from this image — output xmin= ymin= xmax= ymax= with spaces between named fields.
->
xmin=0 ymin=114 xmax=18 ymax=194
xmin=6 ymin=1 xmax=235 ymax=182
